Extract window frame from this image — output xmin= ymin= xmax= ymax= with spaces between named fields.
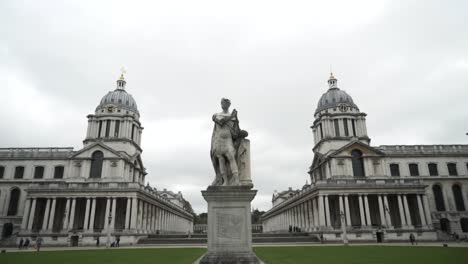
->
xmin=389 ymin=163 xmax=400 ymax=177
xmin=428 ymin=163 xmax=438 ymax=176
xmin=14 ymin=166 xmax=25 ymax=179
xmin=408 ymin=163 xmax=419 ymax=176
xmin=447 ymin=163 xmax=458 ymax=176
xmin=0 ymin=166 xmax=4 ymax=179
xmin=34 ymin=166 xmax=45 ymax=179
xmin=334 ymin=119 xmax=340 ymax=137
xmin=53 ymin=166 xmax=65 ymax=179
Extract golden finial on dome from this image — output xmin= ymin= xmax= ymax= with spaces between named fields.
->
xmin=119 ymin=67 xmax=126 ymax=80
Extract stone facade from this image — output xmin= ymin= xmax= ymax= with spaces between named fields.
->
xmin=0 ymin=74 xmax=194 ymax=247
xmin=262 ymin=73 xmax=468 ymax=242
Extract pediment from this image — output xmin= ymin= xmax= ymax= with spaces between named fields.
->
xmin=71 ymin=142 xmax=124 ymax=159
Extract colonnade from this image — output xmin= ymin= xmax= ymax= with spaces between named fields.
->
xmin=263 ymin=193 xmax=432 ymax=233
xmin=20 ymin=196 xmax=193 ymax=235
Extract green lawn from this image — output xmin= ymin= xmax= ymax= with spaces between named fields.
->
xmin=0 ymin=248 xmax=205 ymax=264
xmin=254 ymin=246 xmax=468 ymax=264
xmin=1 ymin=246 xmax=468 ymax=264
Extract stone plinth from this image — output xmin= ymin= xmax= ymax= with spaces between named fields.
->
xmin=198 ymin=186 xmax=263 ymax=264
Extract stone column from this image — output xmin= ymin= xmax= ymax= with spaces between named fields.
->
xmin=358 ymin=195 xmax=366 ymax=227
xmin=47 ymin=198 xmax=56 ymax=230
xmin=62 ymin=198 xmax=70 ymax=230
xmin=111 ymin=198 xmax=117 ymax=230
xmin=383 ymin=195 xmax=392 ymax=228
xmin=27 ymin=198 xmax=37 ymax=230
xmin=318 ymin=195 xmax=326 ymax=227
xmin=143 ymin=202 xmax=148 ymax=232
xmin=422 ymin=195 xmax=432 ymax=227
xmin=155 ymin=207 xmax=161 ymax=231
xmin=88 ymin=198 xmax=96 ymax=231
xmin=397 ymin=195 xmax=407 ymax=227
xmin=104 ymin=198 xmax=111 ymax=231
xmin=417 ymin=195 xmax=427 ymax=227
xmin=307 ymin=199 xmax=314 ymax=230
xmin=21 ymin=198 xmax=31 ymax=230
xmin=125 ymin=197 xmax=131 ymax=229
xmin=403 ymin=195 xmax=413 ymax=227
xmin=324 ymin=195 xmax=331 ymax=227
xmin=364 ymin=195 xmax=371 ymax=226
xmin=344 ymin=195 xmax=351 ymax=227
xmin=84 ymin=198 xmax=91 ymax=231
xmin=338 ymin=195 xmax=344 ymax=228
xmin=130 ymin=197 xmax=138 ymax=230
xmin=313 ymin=198 xmax=319 ymax=228
xmin=42 ymin=198 xmax=51 ymax=231
xmin=378 ymin=195 xmax=386 ymax=227
xmin=68 ymin=198 xmax=76 ymax=230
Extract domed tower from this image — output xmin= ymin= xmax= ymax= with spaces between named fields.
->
xmin=311 ymin=73 xmax=369 ymax=155
xmin=83 ymin=73 xmax=143 ymax=157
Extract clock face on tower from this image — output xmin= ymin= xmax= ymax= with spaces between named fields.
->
xmin=338 ymin=104 xmax=348 ymax=112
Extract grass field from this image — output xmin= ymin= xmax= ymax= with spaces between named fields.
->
xmin=1 ymin=246 xmax=468 ymax=264
xmin=0 ymin=248 xmax=206 ymax=264
xmin=254 ymin=246 xmax=468 ymax=264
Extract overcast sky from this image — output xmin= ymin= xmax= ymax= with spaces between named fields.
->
xmin=1 ymin=0 xmax=467 ymax=214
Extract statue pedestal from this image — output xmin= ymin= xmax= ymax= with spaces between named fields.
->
xmin=197 ymin=186 xmax=263 ymax=264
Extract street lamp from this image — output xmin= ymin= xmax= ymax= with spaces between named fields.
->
xmin=340 ymin=210 xmax=349 ymax=246
xmin=106 ymin=214 xmax=112 ymax=248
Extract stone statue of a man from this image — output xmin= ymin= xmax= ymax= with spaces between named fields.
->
xmin=210 ymin=98 xmax=248 ymax=186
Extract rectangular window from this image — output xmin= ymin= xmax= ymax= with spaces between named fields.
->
xmin=351 ymin=119 xmax=356 ymax=136
xmin=114 ymin=120 xmax=120 ymax=137
xmin=0 ymin=166 xmax=4 ymax=179
xmin=428 ymin=163 xmax=438 ymax=176
xmin=105 ymin=120 xmax=111 ymax=137
xmin=343 ymin=118 xmax=349 ymax=137
xmin=409 ymin=163 xmax=419 ymax=176
xmin=34 ymin=166 xmax=44 ymax=179
xmin=319 ymin=124 xmax=324 ymax=139
xmin=447 ymin=163 xmax=458 ymax=176
xmin=131 ymin=124 xmax=135 ymax=140
xmin=14 ymin=166 xmax=24 ymax=179
xmin=334 ymin=119 xmax=340 ymax=137
xmin=54 ymin=166 xmax=64 ymax=179
xmin=98 ymin=121 xmax=103 ymax=138
xmin=390 ymin=164 xmax=400 ymax=176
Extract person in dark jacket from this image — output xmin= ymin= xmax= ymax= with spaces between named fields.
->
xmin=18 ymin=238 xmax=24 ymax=250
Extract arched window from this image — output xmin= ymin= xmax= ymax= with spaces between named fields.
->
xmin=7 ymin=188 xmax=21 ymax=216
xmin=461 ymin=218 xmax=468 ymax=232
xmin=90 ymin=151 xmax=104 ymax=178
xmin=433 ymin=185 xmax=446 ymax=211
xmin=452 ymin=184 xmax=465 ymax=211
xmin=351 ymin=149 xmax=365 ymax=177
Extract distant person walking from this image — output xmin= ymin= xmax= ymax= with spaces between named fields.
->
xmin=36 ymin=237 xmax=43 ymax=252
xmin=116 ymin=237 xmax=120 ymax=247
xmin=23 ymin=238 xmax=30 ymax=249
xmin=409 ymin=233 xmax=416 ymax=245
xmin=18 ymin=238 xmax=24 ymax=250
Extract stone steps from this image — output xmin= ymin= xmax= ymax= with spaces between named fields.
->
xmin=138 ymin=232 xmax=319 ymax=245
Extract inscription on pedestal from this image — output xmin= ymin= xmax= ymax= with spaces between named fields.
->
xmin=216 ymin=212 xmax=242 ymax=240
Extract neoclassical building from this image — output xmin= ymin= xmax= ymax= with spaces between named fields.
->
xmin=262 ymin=73 xmax=468 ymax=242
xmin=0 ymin=74 xmax=194 ymax=246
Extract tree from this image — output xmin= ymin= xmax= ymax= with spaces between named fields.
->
xmin=251 ymin=209 xmax=265 ymax=224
